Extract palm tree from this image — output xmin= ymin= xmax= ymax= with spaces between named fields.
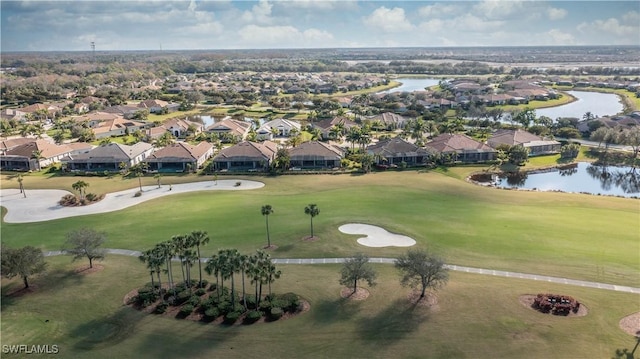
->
xmin=131 ymin=162 xmax=148 ymax=192
xmin=238 ymin=253 xmax=249 ymax=309
xmin=139 ymin=248 xmax=164 ymax=299
xmin=171 ymin=235 xmax=189 ymax=285
xmin=346 ymin=127 xmax=361 ymax=152
xmin=304 ymin=204 xmax=320 ymax=239
xmin=72 ymin=180 xmax=89 ymax=200
xmin=264 ymin=260 xmax=281 ymax=297
xmin=16 ymin=174 xmax=26 ymax=198
xmin=30 ymin=150 xmax=43 ymax=170
xmin=261 ymin=205 xmax=274 ymax=248
xmin=188 ymin=230 xmax=210 ymax=288
xmin=205 ymin=253 xmax=221 ymax=300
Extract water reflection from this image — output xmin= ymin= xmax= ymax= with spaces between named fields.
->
xmin=487 ymin=162 xmax=639 ymax=198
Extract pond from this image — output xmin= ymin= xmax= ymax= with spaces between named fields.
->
xmin=472 ymin=163 xmax=639 ymax=198
xmin=379 ymin=78 xmax=440 ymax=94
xmin=536 ymin=91 xmax=624 ymax=120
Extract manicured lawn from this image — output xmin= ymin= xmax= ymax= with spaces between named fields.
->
xmin=1 ymin=255 xmax=637 ymax=359
xmin=1 ymin=170 xmax=638 ymax=287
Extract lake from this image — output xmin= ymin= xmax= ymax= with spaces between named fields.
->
xmin=536 ymin=91 xmax=624 ymax=120
xmin=379 ymin=78 xmax=440 ymax=93
xmin=472 ymin=163 xmax=639 ymax=198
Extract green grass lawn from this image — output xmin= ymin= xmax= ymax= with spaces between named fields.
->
xmin=1 ymin=255 xmax=637 ymax=359
xmin=2 ymin=170 xmax=638 ymax=287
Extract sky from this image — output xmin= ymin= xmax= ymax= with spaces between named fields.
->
xmin=1 ymin=0 xmax=639 ymax=52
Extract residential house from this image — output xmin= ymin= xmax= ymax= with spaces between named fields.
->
xmin=369 ymin=112 xmax=408 ymax=129
xmin=426 ymin=133 xmax=496 ymax=163
xmin=144 ymin=142 xmax=213 ymax=172
xmin=162 ymin=118 xmax=203 ymax=138
xmin=312 ymin=116 xmax=357 ymax=140
xmin=256 ymin=119 xmax=302 ymax=140
xmin=137 ymin=99 xmax=179 ymax=114
xmin=0 ymin=138 xmax=35 ymax=154
xmin=63 ymin=142 xmax=153 ymax=172
xmin=102 ymin=104 xmax=141 ymax=119
xmin=487 ymin=129 xmax=561 ymax=156
xmin=92 ymin=117 xmax=148 ymax=139
xmin=0 ymin=108 xmax=27 ymax=122
xmin=289 ymin=141 xmax=344 ymax=169
xmin=0 ymin=139 xmax=76 ymax=171
xmin=367 ymin=137 xmax=432 ymax=166
xmin=206 ymin=118 xmax=252 ymax=142
xmin=212 ymin=141 xmax=277 ymax=171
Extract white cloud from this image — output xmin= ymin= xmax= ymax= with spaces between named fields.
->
xmin=241 ymin=0 xmax=273 ymax=25
xmin=473 ymin=0 xmax=524 ymax=20
xmin=593 ymin=18 xmax=638 ymax=36
xmin=546 ymin=29 xmax=575 ymax=45
xmin=547 ymin=7 xmax=567 ymax=21
xmin=418 ymin=3 xmax=458 ymax=17
xmin=237 ymin=24 xmax=333 ymax=48
xmin=622 ymin=11 xmax=640 ymax=24
xmin=362 ymin=6 xmax=414 ymax=33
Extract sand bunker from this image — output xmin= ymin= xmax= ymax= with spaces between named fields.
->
xmin=339 ymin=223 xmax=416 ymax=247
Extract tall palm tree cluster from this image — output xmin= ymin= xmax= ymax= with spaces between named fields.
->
xmin=138 ymin=231 xmax=285 ymax=319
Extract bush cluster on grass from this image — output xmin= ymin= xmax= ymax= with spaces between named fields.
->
xmin=58 ymin=193 xmax=104 ymax=207
xmin=532 ymin=293 xmax=580 ymax=316
xmin=133 ymin=280 xmax=303 ymax=325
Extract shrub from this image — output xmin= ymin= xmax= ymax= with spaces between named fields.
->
xmin=278 ymin=292 xmax=300 ymax=312
xmin=234 ymin=181 xmax=242 ymax=187
xmin=59 ymin=194 xmax=78 ymax=206
xmin=243 ymin=310 xmax=262 ymax=324
xmin=135 ymin=287 xmax=159 ymax=307
xmin=208 ymin=283 xmax=217 ymax=292
xmin=188 ymin=295 xmax=201 ymax=307
xmin=134 ymin=191 xmax=142 ymax=197
xmin=217 ymin=300 xmax=232 ymax=315
xmin=179 ymin=304 xmax=194 ymax=317
xmin=269 ymin=307 xmax=284 ymax=321
xmin=175 ymin=290 xmax=191 ymax=305
xmin=195 ymin=288 xmax=206 ymax=296
xmin=258 ymin=300 xmax=272 ymax=312
xmin=198 ymin=279 xmax=209 ymax=288
xmin=155 ymin=302 xmax=168 ymax=314
xmin=223 ymin=311 xmax=242 ymax=324
xmin=245 ymin=296 xmax=257 ymax=309
xmin=204 ymin=307 xmax=220 ymax=321
xmin=85 ymin=193 xmax=98 ymax=202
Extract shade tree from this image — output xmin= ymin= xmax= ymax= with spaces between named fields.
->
xmin=63 ymin=227 xmax=107 ymax=269
xmin=395 ymin=249 xmax=449 ymax=300
xmin=1 ymin=246 xmax=47 ymax=289
xmin=339 ymin=253 xmax=377 ymax=294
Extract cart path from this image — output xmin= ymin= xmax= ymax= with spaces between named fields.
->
xmin=0 ymin=179 xmax=264 ymax=223
xmin=43 ymin=249 xmax=640 ymax=294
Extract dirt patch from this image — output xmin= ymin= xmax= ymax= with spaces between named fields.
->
xmin=263 ymin=245 xmax=278 ymax=250
xmin=340 ymin=287 xmax=370 ymax=301
xmin=302 ymin=235 xmax=320 ymax=242
xmin=619 ymin=312 xmax=640 ymax=336
xmin=73 ymin=264 xmax=104 ymax=275
xmin=518 ymin=294 xmax=588 ymax=317
xmin=406 ymin=290 xmax=439 ymax=310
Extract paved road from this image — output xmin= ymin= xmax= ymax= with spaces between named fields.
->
xmin=44 ymin=249 xmax=640 ymax=295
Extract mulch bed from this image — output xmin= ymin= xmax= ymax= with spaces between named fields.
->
xmin=123 ymin=287 xmax=309 ymax=325
xmin=518 ymin=294 xmax=588 ymax=317
xmin=73 ymin=264 xmax=105 ymax=275
xmin=619 ymin=312 xmax=640 ymax=336
xmin=406 ymin=290 xmax=440 ymax=310
xmin=340 ymin=287 xmax=370 ymax=301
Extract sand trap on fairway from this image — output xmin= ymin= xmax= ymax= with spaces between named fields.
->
xmin=0 ymin=179 xmax=264 ymax=223
xmin=339 ymin=223 xmax=416 ymax=247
